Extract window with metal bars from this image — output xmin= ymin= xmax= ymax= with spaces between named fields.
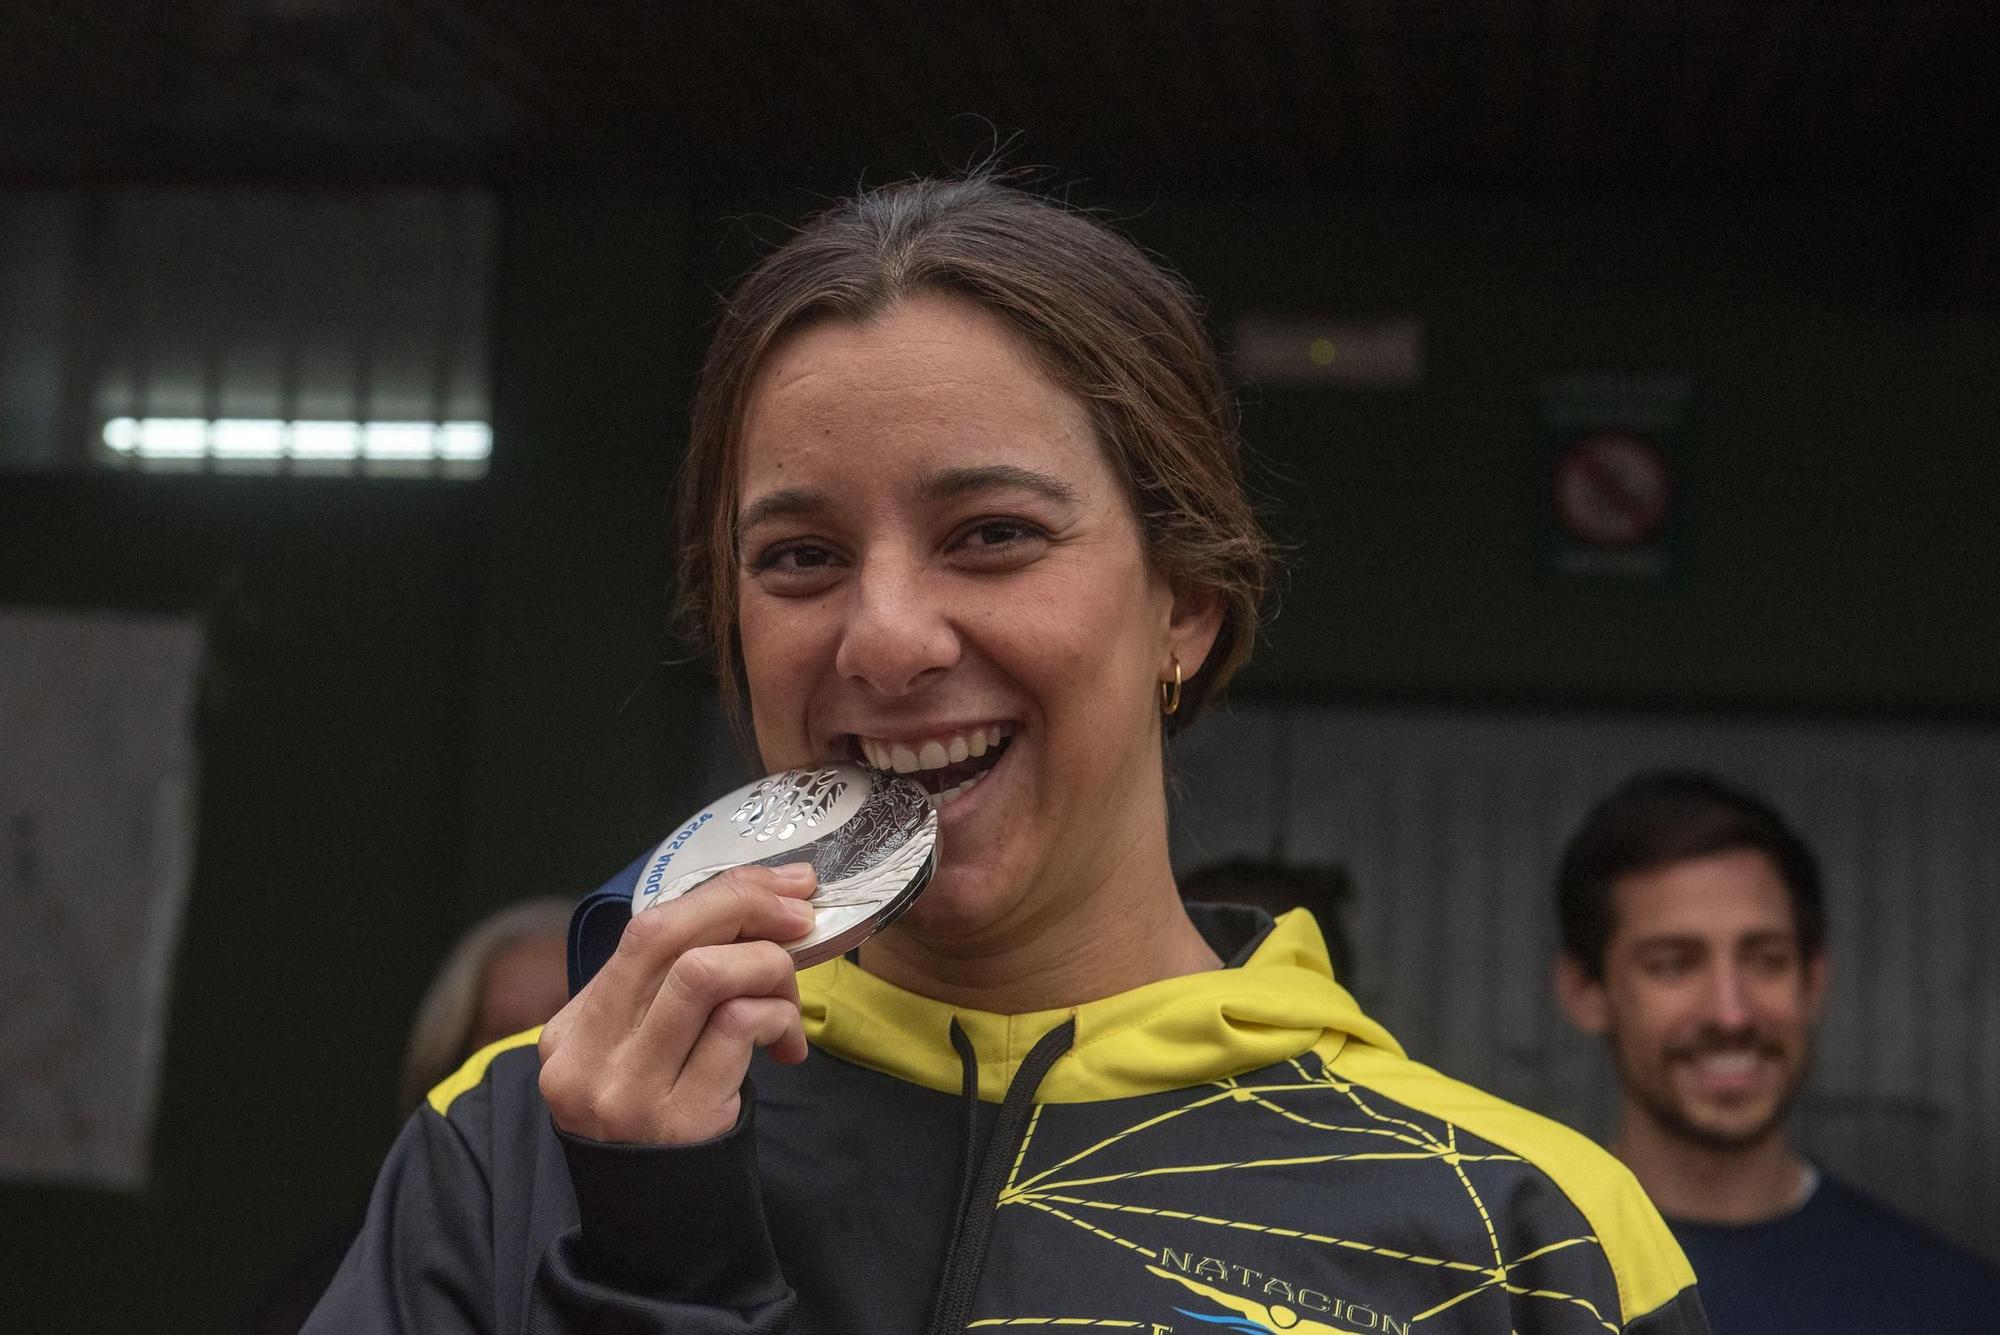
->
xmin=0 ymin=188 xmax=494 ymax=478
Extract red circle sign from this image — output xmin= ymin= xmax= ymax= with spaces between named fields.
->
xmin=1555 ymin=431 xmax=1670 ymax=549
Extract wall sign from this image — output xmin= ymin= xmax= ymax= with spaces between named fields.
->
xmin=1541 ymin=377 xmax=1690 ymax=581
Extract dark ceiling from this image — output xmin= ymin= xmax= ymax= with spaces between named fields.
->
xmin=5 ymin=0 xmax=1999 ymax=206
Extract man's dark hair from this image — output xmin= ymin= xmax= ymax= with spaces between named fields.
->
xmin=1557 ymin=770 xmax=1826 ymax=980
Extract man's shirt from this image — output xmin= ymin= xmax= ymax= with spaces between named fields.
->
xmin=1668 ymin=1171 xmax=1999 ymax=1335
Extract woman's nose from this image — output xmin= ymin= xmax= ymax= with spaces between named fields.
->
xmin=833 ymin=558 xmax=960 ymax=696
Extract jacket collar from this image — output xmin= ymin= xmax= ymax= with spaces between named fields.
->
xmin=801 ymin=906 xmax=1400 ymax=1103
xmin=569 ymin=863 xmax=1401 ymax=1104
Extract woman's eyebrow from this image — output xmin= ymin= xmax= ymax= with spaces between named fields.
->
xmin=919 ymin=464 xmax=1080 ymax=506
xmin=737 ymin=486 xmax=829 ymax=534
xmin=737 ymin=467 xmax=1079 ymax=534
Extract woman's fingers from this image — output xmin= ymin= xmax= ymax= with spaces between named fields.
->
xmin=576 ymin=865 xmax=816 ymax=1034
xmin=633 ymin=938 xmax=801 ymax=1074
xmin=671 ymin=994 xmax=810 ymax=1131
xmin=544 ymin=942 xmax=804 ymax=1143
xmin=538 ymin=862 xmax=818 ymax=1143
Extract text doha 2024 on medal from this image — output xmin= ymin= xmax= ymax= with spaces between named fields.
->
xmin=630 ymin=763 xmax=939 ymax=969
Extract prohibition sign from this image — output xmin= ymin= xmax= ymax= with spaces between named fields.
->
xmin=1554 ymin=431 xmax=1670 ymax=549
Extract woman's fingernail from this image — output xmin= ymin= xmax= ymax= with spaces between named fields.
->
xmin=786 ymin=896 xmax=817 ymax=927
xmin=774 ymin=862 xmax=816 ymax=885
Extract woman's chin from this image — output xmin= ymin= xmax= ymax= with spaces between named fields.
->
xmin=886 ymin=863 xmax=1020 ymax=946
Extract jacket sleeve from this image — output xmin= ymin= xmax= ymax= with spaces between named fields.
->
xmin=529 ymin=1111 xmax=797 ymax=1333
xmin=301 ymin=1101 xmax=500 ymax=1333
xmin=303 ymin=1062 xmax=796 ymax=1335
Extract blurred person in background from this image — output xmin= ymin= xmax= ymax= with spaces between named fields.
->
xmin=1179 ymin=856 xmax=1357 ymax=986
xmin=307 ymin=174 xmax=1703 ymax=1335
xmin=1554 ymin=771 xmax=2000 ymax=1334
xmin=240 ymin=898 xmax=573 ymax=1335
xmin=395 ymin=897 xmax=575 ymax=1116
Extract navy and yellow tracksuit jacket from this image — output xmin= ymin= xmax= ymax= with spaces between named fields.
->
xmin=305 ymin=901 xmax=1706 ymax=1334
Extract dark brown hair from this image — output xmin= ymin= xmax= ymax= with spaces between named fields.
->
xmin=674 ymin=174 xmax=1271 ymax=733
xmin=1556 ymin=770 xmax=1827 ymax=980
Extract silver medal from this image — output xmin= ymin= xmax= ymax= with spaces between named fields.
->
xmin=630 ymin=763 xmax=938 ymax=969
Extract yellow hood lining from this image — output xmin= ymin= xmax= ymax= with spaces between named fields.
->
xmin=799 ymin=910 xmax=1400 ymax=1103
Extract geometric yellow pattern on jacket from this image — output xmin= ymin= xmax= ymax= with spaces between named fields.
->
xmin=798 ymin=910 xmax=1695 ymax=1330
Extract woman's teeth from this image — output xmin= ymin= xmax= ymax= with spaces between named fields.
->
xmin=929 ymin=769 xmax=988 ymax=808
xmin=856 ymin=725 xmax=1013 ymax=807
xmin=858 ymin=726 xmax=1007 ymax=775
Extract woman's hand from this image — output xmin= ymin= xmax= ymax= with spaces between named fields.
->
xmin=537 ymin=863 xmax=816 ymax=1145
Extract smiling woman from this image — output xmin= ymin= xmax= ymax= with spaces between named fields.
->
xmin=305 ymin=176 xmax=1709 ymax=1335
xmin=726 ymin=290 xmax=1230 ymax=1000
xmin=677 ymin=176 xmax=1269 ymax=737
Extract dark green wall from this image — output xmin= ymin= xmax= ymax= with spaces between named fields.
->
xmin=1133 ymin=193 xmax=2000 ymax=715
xmin=2 ymin=183 xmax=1994 ymax=1334
xmin=457 ymin=193 xmax=713 ymax=921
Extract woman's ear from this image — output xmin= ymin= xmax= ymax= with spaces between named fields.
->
xmin=1166 ymin=586 xmax=1225 ymax=679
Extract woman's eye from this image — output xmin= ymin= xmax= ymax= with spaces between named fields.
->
xmin=951 ymin=519 xmax=1048 ymax=563
xmin=978 ymin=519 xmax=1031 ymax=541
xmin=748 ymin=541 xmax=844 ymax=591
xmin=750 ymin=542 xmax=829 ymax=571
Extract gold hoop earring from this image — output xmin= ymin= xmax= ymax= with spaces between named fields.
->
xmin=1159 ymin=656 xmax=1182 ymax=717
